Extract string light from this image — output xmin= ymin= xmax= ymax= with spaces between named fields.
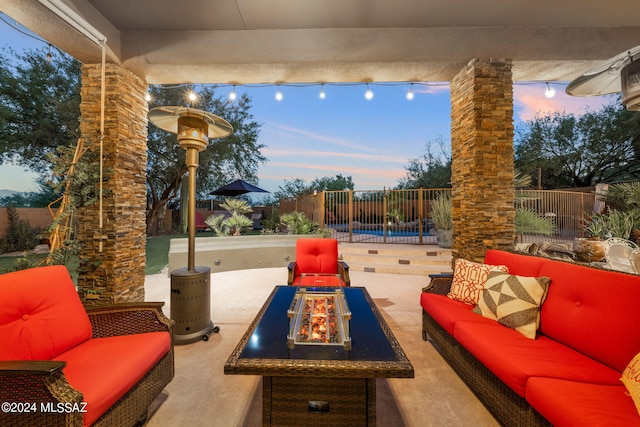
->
xmin=545 ymin=83 xmax=556 ymax=98
xmin=144 ymin=81 xmax=564 ymax=105
xmin=364 ymin=84 xmax=374 ymax=100
xmin=406 ymin=83 xmax=414 ymax=100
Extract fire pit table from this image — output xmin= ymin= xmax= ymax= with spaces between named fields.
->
xmin=224 ymin=286 xmax=414 ymax=426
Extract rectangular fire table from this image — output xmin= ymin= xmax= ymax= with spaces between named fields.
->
xmin=224 ymin=286 xmax=414 ymax=426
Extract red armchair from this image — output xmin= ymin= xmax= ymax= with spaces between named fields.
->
xmin=287 ymin=238 xmax=350 ymax=287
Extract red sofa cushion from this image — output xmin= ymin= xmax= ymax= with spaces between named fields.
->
xmin=527 ymin=377 xmax=640 ymax=427
xmin=454 ymin=321 xmax=621 ymax=397
xmin=538 ymin=260 xmax=640 ymax=372
xmin=293 ymin=238 xmax=339 ymax=278
xmin=484 ymin=249 xmax=547 ymax=277
xmin=55 ymin=331 xmax=171 ymax=426
xmin=0 ymin=266 xmax=92 ymax=360
xmin=420 ymin=293 xmax=494 ymax=335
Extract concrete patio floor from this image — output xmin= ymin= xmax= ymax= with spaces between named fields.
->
xmin=144 ymin=267 xmax=499 ymax=427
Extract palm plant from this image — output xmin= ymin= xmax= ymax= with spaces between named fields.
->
xmin=280 ymin=211 xmax=330 ymax=236
xmin=204 ymin=198 xmax=253 ymax=236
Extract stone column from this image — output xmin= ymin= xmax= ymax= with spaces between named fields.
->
xmin=450 ymin=58 xmax=515 ymax=263
xmin=76 ymin=63 xmax=148 ymax=304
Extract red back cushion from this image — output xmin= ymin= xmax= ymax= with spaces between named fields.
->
xmin=294 ymin=238 xmax=339 ymax=277
xmin=0 ymin=266 xmax=93 ymax=360
xmin=538 ymin=260 xmax=640 ymax=372
xmin=484 ymin=249 xmax=547 ymax=277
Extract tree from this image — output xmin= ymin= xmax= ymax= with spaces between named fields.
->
xmin=273 ymin=175 xmax=355 ymax=201
xmin=515 ymin=102 xmax=640 ymax=188
xmin=0 ymin=183 xmax=59 ymax=208
xmin=0 ymin=47 xmax=81 ymax=173
xmin=273 ymin=178 xmax=311 ymax=200
xmin=146 ymin=85 xmax=265 ymax=235
xmin=309 ymin=174 xmax=355 ymax=192
xmin=398 ymin=136 xmax=452 ymax=189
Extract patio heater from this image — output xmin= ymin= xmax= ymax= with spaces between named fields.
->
xmin=149 ymin=106 xmax=233 ymax=344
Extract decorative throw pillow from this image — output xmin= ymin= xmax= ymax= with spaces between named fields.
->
xmin=621 ymin=352 xmax=640 ymax=416
xmin=472 ymin=271 xmax=551 ymax=339
xmin=447 ymin=258 xmax=509 ymax=305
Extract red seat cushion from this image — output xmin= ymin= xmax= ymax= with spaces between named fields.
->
xmin=0 ymin=266 xmax=92 ymax=360
xmin=55 ymin=332 xmax=171 ymax=426
xmin=454 ymin=321 xmax=621 ymax=397
xmin=527 ymin=377 xmax=640 ymax=427
xmin=293 ymin=275 xmax=345 ymax=287
xmin=420 ymin=293 xmax=494 ymax=335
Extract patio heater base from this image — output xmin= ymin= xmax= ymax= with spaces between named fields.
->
xmin=170 ymin=266 xmax=219 ymax=344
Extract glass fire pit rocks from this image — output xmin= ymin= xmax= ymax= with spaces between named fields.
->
xmin=287 ymin=288 xmax=351 ymax=350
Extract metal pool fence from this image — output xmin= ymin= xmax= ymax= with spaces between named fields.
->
xmin=279 ymin=188 xmax=597 ymax=245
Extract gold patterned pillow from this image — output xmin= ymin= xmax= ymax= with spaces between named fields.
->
xmin=448 ymin=258 xmax=509 ymax=305
xmin=472 ymin=271 xmax=551 ymax=339
xmin=622 ymin=353 xmax=640 ymax=416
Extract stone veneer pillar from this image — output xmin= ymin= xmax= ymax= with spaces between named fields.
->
xmin=450 ymin=58 xmax=515 ymax=263
xmin=76 ymin=63 xmax=148 ymax=304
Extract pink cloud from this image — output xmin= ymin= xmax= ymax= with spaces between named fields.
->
xmin=514 ymin=84 xmax=615 ymax=122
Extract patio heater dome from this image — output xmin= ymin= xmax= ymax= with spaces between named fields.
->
xmin=566 ymin=44 xmax=640 ymax=111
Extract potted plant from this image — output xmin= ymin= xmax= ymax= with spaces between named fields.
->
xmin=431 ymin=193 xmax=452 ymax=248
xmin=575 ymin=209 xmax=636 ymax=262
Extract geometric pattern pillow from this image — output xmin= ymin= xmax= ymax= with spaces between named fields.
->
xmin=447 ymin=258 xmax=509 ymax=305
xmin=621 ymin=352 xmax=640 ymax=416
xmin=472 ymin=271 xmax=551 ymax=339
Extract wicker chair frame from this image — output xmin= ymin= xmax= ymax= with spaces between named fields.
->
xmin=421 ymin=274 xmax=551 ymax=427
xmin=0 ymin=302 xmax=174 ymax=427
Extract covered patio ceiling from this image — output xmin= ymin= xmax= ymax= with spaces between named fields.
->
xmin=3 ymin=0 xmax=640 ymax=86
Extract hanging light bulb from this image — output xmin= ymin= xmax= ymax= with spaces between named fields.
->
xmin=406 ymin=83 xmax=415 ymax=100
xmin=275 ymin=85 xmax=283 ymax=101
xmin=46 ymin=44 xmax=52 ymax=63
xmin=545 ymin=83 xmax=556 ymax=98
xmin=187 ymin=90 xmax=198 ymax=104
xmin=365 ymin=84 xmax=374 ymax=100
xmin=319 ymin=84 xmax=326 ymax=100
xmin=229 ymin=85 xmax=237 ymax=101
xmin=145 ymin=92 xmax=152 ymax=102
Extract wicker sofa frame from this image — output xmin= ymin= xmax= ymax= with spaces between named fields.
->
xmin=0 ymin=302 xmax=175 ymax=427
xmin=422 ymin=274 xmax=551 ymax=427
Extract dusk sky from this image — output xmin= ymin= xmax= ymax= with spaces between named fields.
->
xmin=0 ymin=12 xmax=615 ymax=196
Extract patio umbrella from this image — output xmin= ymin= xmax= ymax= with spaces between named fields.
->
xmin=210 ymin=179 xmax=269 ymax=196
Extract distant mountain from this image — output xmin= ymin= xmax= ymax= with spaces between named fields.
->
xmin=0 ymin=189 xmax=19 ymax=198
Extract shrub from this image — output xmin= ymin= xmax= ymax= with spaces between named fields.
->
xmin=280 ymin=211 xmax=330 ymax=236
xmin=0 ymin=204 xmax=41 ymax=253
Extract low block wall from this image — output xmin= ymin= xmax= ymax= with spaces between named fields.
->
xmin=168 ymin=234 xmax=318 ymax=274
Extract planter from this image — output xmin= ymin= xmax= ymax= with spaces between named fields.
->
xmin=573 ymin=238 xmax=606 ymax=262
xmin=436 ymin=229 xmax=453 ymax=248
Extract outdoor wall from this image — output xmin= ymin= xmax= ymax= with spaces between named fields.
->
xmin=450 ymin=58 xmax=516 ymax=262
xmin=168 ymin=234 xmax=313 ymax=273
xmin=0 ymin=208 xmax=53 ymax=242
